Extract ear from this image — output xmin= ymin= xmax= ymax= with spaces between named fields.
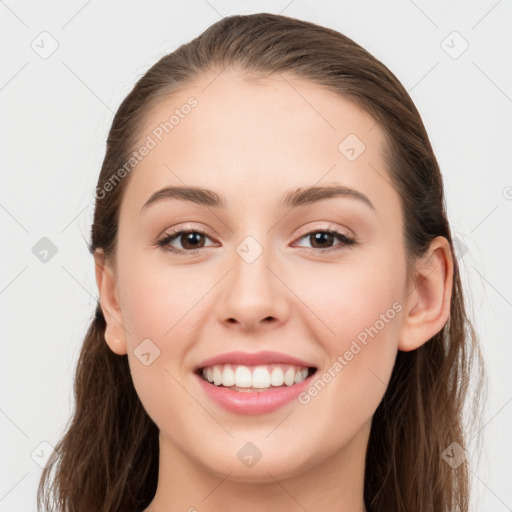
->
xmin=397 ymin=236 xmax=454 ymax=352
xmin=94 ymin=249 xmax=127 ymax=355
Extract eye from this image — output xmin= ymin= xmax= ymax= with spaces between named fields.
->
xmin=156 ymin=229 xmax=218 ymax=255
xmin=293 ymin=226 xmax=357 ymax=254
xmin=156 ymin=225 xmax=357 ymax=256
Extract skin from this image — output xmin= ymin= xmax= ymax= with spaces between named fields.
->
xmin=94 ymin=69 xmax=453 ymax=512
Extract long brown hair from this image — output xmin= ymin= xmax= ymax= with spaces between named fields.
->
xmin=37 ymin=12 xmax=486 ymax=512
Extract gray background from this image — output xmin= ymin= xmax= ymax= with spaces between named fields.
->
xmin=1 ymin=0 xmax=511 ymax=510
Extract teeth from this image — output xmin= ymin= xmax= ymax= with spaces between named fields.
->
xmin=222 ymin=365 xmax=235 ymax=386
xmin=251 ymin=366 xmax=269 ymax=388
xmin=270 ymin=367 xmax=284 ymax=386
xmin=235 ymin=366 xmax=252 ymax=387
xmin=201 ymin=364 xmax=311 ymax=389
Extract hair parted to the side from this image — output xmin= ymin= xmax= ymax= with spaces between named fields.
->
xmin=37 ymin=12 xmax=487 ymax=512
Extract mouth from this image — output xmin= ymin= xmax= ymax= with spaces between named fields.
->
xmin=194 ymin=362 xmax=318 ymax=415
xmin=194 ymin=364 xmax=318 ymax=392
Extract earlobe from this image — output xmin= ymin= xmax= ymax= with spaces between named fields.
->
xmin=397 ymin=236 xmax=454 ymax=352
xmin=94 ymin=249 xmax=128 ymax=355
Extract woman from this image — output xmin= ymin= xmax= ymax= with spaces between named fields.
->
xmin=37 ymin=12 xmax=486 ymax=512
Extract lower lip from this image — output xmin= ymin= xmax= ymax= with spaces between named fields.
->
xmin=195 ymin=372 xmax=314 ymax=415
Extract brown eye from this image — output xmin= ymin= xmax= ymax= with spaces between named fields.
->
xmin=294 ymin=228 xmax=357 ymax=254
xmin=178 ymin=232 xmax=206 ymax=250
xmin=309 ymin=231 xmax=336 ymax=249
xmin=157 ymin=229 xmax=216 ymax=254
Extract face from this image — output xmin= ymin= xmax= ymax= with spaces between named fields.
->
xmin=99 ymin=69 xmax=413 ymax=482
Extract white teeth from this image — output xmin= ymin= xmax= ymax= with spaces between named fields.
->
xmin=252 ymin=366 xmax=270 ymax=388
xmin=270 ymin=367 xmax=284 ymax=386
xmin=212 ymin=366 xmax=223 ymax=386
xmin=234 ymin=366 xmax=252 ymax=387
xmin=201 ymin=364 xmax=311 ymax=389
xmin=222 ymin=365 xmax=236 ymax=387
xmin=284 ymin=367 xmax=296 ymax=386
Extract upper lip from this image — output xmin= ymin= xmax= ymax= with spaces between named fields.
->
xmin=195 ymin=351 xmax=317 ymax=370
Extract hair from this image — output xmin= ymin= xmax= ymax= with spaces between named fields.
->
xmin=37 ymin=12 xmax=487 ymax=512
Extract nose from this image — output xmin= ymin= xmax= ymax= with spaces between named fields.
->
xmin=216 ymin=244 xmax=290 ymax=333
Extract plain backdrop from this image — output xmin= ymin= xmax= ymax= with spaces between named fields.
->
xmin=1 ymin=1 xmax=511 ymax=510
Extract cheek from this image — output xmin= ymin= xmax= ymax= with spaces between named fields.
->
xmin=117 ymin=253 xmax=204 ymax=342
xmin=117 ymin=255 xmax=203 ymax=431
xmin=281 ymin=264 xmax=403 ymax=470
xmin=294 ymin=253 xmax=405 ymax=401
xmin=293 ymin=265 xmax=403 ymax=438
xmin=298 ymin=255 xmax=404 ymax=345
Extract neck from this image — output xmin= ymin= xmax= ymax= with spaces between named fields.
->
xmin=145 ymin=420 xmax=370 ymax=512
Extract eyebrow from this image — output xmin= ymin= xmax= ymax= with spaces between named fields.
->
xmin=140 ymin=184 xmax=375 ymax=212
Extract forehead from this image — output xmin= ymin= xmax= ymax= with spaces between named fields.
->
xmin=122 ymin=70 xmax=398 ymax=220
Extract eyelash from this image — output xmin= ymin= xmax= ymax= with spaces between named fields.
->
xmin=156 ymin=225 xmax=357 ymax=256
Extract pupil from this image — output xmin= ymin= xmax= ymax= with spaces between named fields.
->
xmin=183 ymin=232 xmax=204 ymax=249
xmin=312 ymin=232 xmax=333 ymax=248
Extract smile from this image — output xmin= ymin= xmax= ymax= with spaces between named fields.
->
xmin=198 ymin=363 xmax=316 ymax=391
xmin=195 ymin=364 xmax=318 ymax=415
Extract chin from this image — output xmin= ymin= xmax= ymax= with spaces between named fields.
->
xmin=197 ymin=444 xmax=320 ymax=484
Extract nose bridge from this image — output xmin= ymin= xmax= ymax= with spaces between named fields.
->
xmin=216 ymin=233 xmax=289 ymax=330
